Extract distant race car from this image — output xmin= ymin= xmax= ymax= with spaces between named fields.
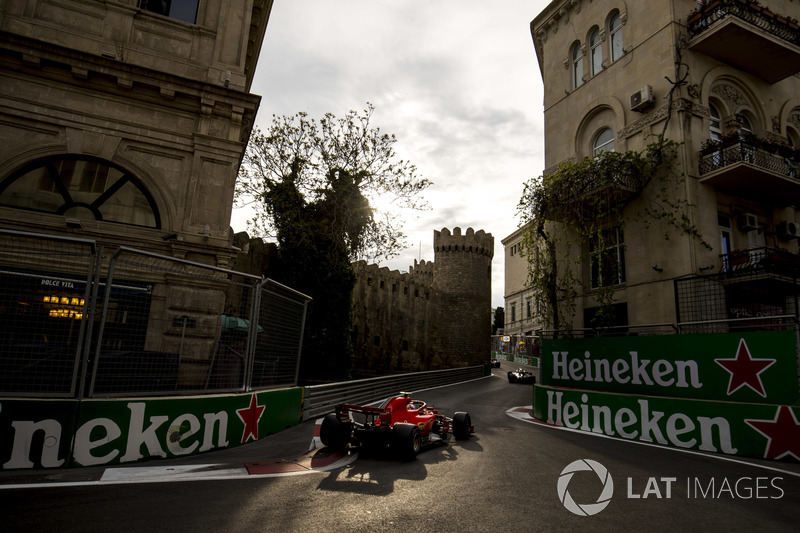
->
xmin=319 ymin=393 xmax=474 ymax=460
xmin=507 ymin=368 xmax=536 ymax=384
xmin=490 ymin=358 xmax=501 ymax=368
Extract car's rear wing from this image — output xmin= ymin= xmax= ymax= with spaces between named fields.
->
xmin=337 ymin=403 xmax=386 ymax=415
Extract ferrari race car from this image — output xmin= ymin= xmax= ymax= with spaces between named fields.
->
xmin=319 ymin=393 xmax=474 ymax=460
xmin=507 ymin=368 xmax=536 ymax=384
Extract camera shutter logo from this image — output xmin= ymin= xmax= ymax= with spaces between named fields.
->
xmin=557 ymin=459 xmax=614 ymax=516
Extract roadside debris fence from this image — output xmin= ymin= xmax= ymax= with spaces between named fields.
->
xmin=0 ymin=229 xmax=311 ymax=399
xmin=490 ymin=334 xmax=541 ymax=357
xmin=0 ymin=230 xmax=98 ymax=397
xmin=535 ymin=317 xmax=798 ymax=339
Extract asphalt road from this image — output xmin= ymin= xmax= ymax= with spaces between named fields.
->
xmin=2 ymin=361 xmax=799 ymax=533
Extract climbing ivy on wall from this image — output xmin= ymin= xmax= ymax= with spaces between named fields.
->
xmin=518 ymin=136 xmax=710 ymax=333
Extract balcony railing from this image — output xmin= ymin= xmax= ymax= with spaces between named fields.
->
xmin=541 ymin=177 xmax=640 ymax=222
xmin=699 ymin=141 xmax=800 ymax=176
xmin=688 ymin=0 xmax=800 ymax=44
xmin=721 ymin=247 xmax=800 ymax=277
xmin=698 ymin=140 xmax=800 ymax=202
xmin=686 ymin=0 xmax=800 ymax=83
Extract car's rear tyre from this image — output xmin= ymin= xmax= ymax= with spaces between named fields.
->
xmin=453 ymin=412 xmax=472 ymax=440
xmin=391 ymin=423 xmax=421 ymax=460
xmin=507 ymin=372 xmax=516 ymax=383
xmin=320 ymin=413 xmax=350 ymax=450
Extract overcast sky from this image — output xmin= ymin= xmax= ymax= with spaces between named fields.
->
xmin=233 ymin=0 xmax=551 ymax=309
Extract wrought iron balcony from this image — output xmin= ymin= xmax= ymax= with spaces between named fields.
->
xmin=540 ymin=176 xmax=640 ymax=222
xmin=686 ymin=0 xmax=800 ymax=83
xmin=721 ymin=247 xmax=800 ymax=277
xmin=698 ymin=140 xmax=800 ymax=203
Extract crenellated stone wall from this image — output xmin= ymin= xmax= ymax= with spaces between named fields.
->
xmin=432 ymin=227 xmax=494 ymax=368
xmin=351 ymin=227 xmax=493 ymax=376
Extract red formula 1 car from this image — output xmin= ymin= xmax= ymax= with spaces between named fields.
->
xmin=319 ymin=393 xmax=474 ymax=460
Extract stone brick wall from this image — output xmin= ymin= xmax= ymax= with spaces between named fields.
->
xmin=351 ymin=227 xmax=493 ymax=376
xmin=432 ymin=227 xmax=494 ymax=367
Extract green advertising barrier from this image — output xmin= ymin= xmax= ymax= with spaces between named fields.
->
xmin=1 ymin=388 xmax=303 ymax=470
xmin=533 ymin=385 xmax=800 ymax=461
xmin=491 ymin=353 xmax=540 ymax=367
xmin=541 ymin=331 xmax=799 ymax=404
xmin=0 ymin=399 xmax=79 ymax=469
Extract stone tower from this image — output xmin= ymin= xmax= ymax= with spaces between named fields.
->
xmin=432 ymin=227 xmax=494 ymax=367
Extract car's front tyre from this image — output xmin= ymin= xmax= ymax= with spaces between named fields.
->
xmin=453 ymin=412 xmax=472 ymax=440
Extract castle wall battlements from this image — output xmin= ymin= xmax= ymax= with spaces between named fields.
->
xmin=433 ymin=227 xmax=494 ymax=258
xmin=353 ymin=260 xmax=433 ymax=290
xmin=352 ymin=226 xmax=493 ymax=375
xmin=409 ymin=259 xmax=434 ymax=284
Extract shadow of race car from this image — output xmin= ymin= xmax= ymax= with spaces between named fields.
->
xmin=507 ymin=368 xmax=536 ymax=384
xmin=319 ymin=392 xmax=474 ymax=460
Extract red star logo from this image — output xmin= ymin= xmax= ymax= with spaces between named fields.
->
xmin=715 ymin=338 xmax=776 ymax=397
xmin=746 ymin=406 xmax=800 ymax=461
xmin=236 ymin=394 xmax=266 ymax=444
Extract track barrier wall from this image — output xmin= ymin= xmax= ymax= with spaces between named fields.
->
xmin=534 ymin=326 xmax=800 ymax=461
xmin=1 ymin=365 xmax=485 ymax=470
xmin=0 ymin=229 xmax=487 ymax=470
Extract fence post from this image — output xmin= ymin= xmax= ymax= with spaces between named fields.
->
xmin=294 ymin=298 xmax=310 ymax=387
xmin=244 ymin=280 xmax=262 ymax=392
xmin=87 ymin=247 xmax=122 ymax=396
xmin=76 ymin=247 xmax=103 ymax=399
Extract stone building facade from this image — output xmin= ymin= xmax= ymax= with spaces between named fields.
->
xmin=0 ymin=1 xmax=275 ymax=387
xmin=352 ymin=227 xmax=494 ymax=376
xmin=502 ymin=225 xmax=542 ymax=336
xmin=0 ymin=0 xmax=271 ymax=256
xmin=510 ymin=0 xmax=800 ymax=331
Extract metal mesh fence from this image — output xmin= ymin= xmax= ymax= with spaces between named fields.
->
xmin=535 ymin=324 xmax=678 ymax=339
xmin=491 ymin=335 xmax=541 ymax=357
xmin=88 ymin=247 xmax=311 ymax=397
xmin=0 ymin=232 xmax=311 ymax=399
xmin=0 ymin=230 xmax=97 ymax=397
xmin=88 ymin=247 xmax=253 ymax=396
xmin=675 ymin=272 xmax=799 ymax=334
xmin=249 ymin=280 xmax=309 ymax=389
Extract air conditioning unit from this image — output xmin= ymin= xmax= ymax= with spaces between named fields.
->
xmin=630 ymin=85 xmax=655 ymax=112
xmin=777 ymin=221 xmax=800 ymax=240
xmin=737 ymin=213 xmax=759 ymax=232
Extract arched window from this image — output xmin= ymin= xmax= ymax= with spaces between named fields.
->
xmin=609 ymin=11 xmax=624 ymax=62
xmin=0 ymin=156 xmax=160 ymax=228
xmin=788 ymin=126 xmax=800 ymax=179
xmin=571 ymin=42 xmax=584 ymax=89
xmin=709 ymin=103 xmax=722 ymax=141
xmin=593 ymin=128 xmax=615 ymax=156
xmin=590 ymin=28 xmax=603 ymax=76
xmin=788 ymin=126 xmax=800 ymax=149
xmin=737 ymin=113 xmax=752 ymax=133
